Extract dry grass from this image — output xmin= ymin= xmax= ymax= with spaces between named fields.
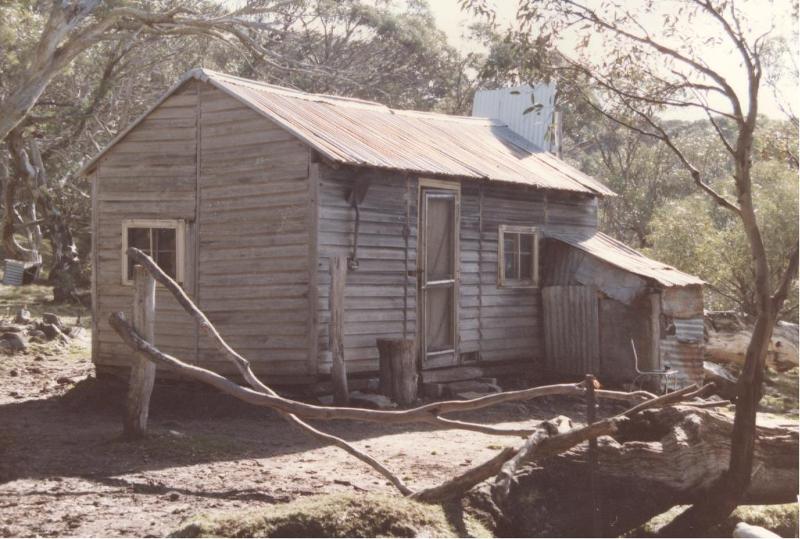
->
xmin=0 ymin=283 xmax=89 ymax=326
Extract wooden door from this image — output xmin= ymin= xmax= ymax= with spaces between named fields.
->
xmin=419 ymin=185 xmax=459 ymax=369
xmin=542 ymin=285 xmax=600 ymax=377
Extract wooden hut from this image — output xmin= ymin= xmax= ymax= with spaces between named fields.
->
xmin=81 ymin=69 xmax=704 ymax=391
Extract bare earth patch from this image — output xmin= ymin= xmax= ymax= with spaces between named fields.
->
xmin=0 ymin=284 xmax=589 ymax=537
xmin=0 ymin=364 xmax=588 ymax=537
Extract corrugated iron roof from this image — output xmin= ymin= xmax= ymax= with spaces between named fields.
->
xmin=79 ymin=69 xmax=614 ymax=196
xmin=548 ymin=231 xmax=705 ymax=288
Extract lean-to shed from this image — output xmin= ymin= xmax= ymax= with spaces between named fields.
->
xmin=82 ymin=68 xmax=704 ymax=390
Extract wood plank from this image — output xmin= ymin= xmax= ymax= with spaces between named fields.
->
xmin=420 ymin=366 xmax=483 ymax=383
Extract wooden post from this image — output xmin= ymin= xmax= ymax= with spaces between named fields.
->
xmin=377 ymin=338 xmax=417 ymax=406
xmin=124 ymin=265 xmax=156 ymax=438
xmin=649 ymin=292 xmax=661 ymax=371
xmin=585 ymin=373 xmax=602 ymax=537
xmin=329 ymin=255 xmax=349 ymax=405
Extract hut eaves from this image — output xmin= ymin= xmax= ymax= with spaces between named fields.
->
xmin=548 ymin=231 xmax=705 ymax=288
xmin=79 ymin=69 xmax=615 ymax=196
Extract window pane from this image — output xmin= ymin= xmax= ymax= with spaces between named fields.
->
xmin=504 ymin=234 xmax=518 ymax=279
xmin=126 ymin=226 xmax=179 ymax=281
xmin=128 ymin=228 xmax=150 ymax=251
xmin=127 ymin=228 xmax=151 ymax=279
xmin=157 ymin=249 xmax=176 ymax=279
xmin=519 ymin=234 xmax=534 ymax=280
xmin=155 ymin=228 xmax=177 ymax=279
xmin=156 ymin=228 xmax=176 ymax=251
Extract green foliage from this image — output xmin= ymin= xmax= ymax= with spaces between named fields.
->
xmin=631 ymin=503 xmax=799 ymax=537
xmin=172 ymin=493 xmax=492 ymax=538
xmin=226 ymin=0 xmax=465 ymax=112
xmin=645 ymin=158 xmax=799 ymax=320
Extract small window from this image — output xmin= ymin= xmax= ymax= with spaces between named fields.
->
xmin=121 ymin=220 xmax=185 ymax=284
xmin=498 ymin=225 xmax=539 ymax=288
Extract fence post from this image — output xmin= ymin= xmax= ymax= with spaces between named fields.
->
xmin=124 ymin=265 xmax=156 ymax=438
xmin=330 ymin=255 xmax=349 ymax=405
xmin=585 ymin=373 xmax=601 ymax=536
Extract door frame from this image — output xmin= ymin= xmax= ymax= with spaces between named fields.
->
xmin=417 ymin=178 xmax=461 ymax=370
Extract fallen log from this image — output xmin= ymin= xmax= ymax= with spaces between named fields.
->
xmin=468 ymin=405 xmax=799 ymax=537
xmin=115 ymin=247 xmax=774 ymax=514
xmin=705 ymin=311 xmax=798 ymax=370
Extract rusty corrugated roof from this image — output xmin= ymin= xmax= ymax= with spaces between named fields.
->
xmin=548 ymin=231 xmax=705 ymax=288
xmin=79 ymin=69 xmax=615 ymax=196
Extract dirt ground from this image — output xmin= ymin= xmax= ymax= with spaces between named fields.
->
xmin=0 ymin=286 xmax=602 ymax=537
xmin=0 ymin=285 xmax=796 ymax=537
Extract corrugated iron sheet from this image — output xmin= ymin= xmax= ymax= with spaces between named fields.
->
xmin=542 ymin=285 xmax=600 ymax=376
xmin=79 ymin=69 xmax=615 ymax=196
xmin=661 ymin=336 xmax=705 ymax=388
xmin=548 ymin=231 xmax=705 ymax=288
xmin=3 ymin=259 xmax=25 ymax=286
xmin=664 ymin=317 xmax=705 ymax=387
xmin=472 ymin=84 xmax=557 ymax=152
xmin=674 ymin=318 xmax=705 ymax=344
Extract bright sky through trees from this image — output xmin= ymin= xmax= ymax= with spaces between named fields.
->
xmin=425 ymin=0 xmax=798 ymax=120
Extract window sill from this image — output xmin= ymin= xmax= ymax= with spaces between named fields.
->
xmin=498 ymin=281 xmax=540 ymax=290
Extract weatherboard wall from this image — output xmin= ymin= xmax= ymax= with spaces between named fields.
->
xmin=92 ymin=81 xmax=315 ymax=379
xmin=92 ymin=78 xmax=603 ymax=382
xmin=314 ymin=168 xmax=600 ymax=375
xmin=194 ymin=84 xmax=314 ymax=378
xmin=93 ymin=82 xmax=201 ymax=371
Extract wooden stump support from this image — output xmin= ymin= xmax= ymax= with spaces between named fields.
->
xmin=329 ymin=255 xmax=349 ymax=405
xmin=123 ymin=265 xmax=156 ymax=438
xmin=377 ymin=338 xmax=418 ymax=406
xmin=585 ymin=373 xmax=602 ymax=537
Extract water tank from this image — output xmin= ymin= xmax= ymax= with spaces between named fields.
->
xmin=472 ymin=83 xmax=559 ymax=153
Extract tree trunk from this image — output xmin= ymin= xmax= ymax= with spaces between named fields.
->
xmin=46 ymin=218 xmax=82 ymax=303
xmin=27 ymin=138 xmax=83 ymax=301
xmin=704 ymin=311 xmax=798 ymax=370
xmin=467 ymin=405 xmax=798 ymax=538
xmin=377 ymin=338 xmax=418 ymax=406
xmin=4 ymin=132 xmax=40 ymax=263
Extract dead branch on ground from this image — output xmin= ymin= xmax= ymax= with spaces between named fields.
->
xmin=110 ymin=248 xmax=726 ymax=503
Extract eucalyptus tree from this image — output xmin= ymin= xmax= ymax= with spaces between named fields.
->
xmin=0 ymin=0 xmax=300 ymax=299
xmin=463 ymin=0 xmax=798 ymax=532
xmin=224 ymin=0 xmax=466 ymax=111
xmin=1 ymin=0 xmax=471 ymax=300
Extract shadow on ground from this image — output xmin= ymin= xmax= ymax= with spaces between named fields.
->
xmin=0 ymin=374 xmax=592 ymax=487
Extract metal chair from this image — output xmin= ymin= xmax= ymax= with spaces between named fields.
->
xmin=631 ymin=339 xmax=678 ymax=394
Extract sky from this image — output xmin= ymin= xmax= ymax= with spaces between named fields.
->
xmin=424 ymin=0 xmax=798 ymax=120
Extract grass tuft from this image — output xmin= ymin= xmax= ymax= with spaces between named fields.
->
xmin=631 ymin=503 xmax=799 ymax=537
xmin=171 ymin=493 xmax=493 ymax=538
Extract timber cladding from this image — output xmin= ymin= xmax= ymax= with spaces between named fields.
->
xmin=89 ymin=69 xmax=701 ymax=388
xmin=93 ymin=80 xmax=314 ymax=379
xmin=91 ymin=74 xmax=600 ymax=380
xmin=94 ymin=83 xmax=200 ymax=372
xmin=313 ymin=167 xmax=599 ymax=376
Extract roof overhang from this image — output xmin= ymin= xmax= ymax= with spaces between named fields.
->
xmin=79 ymin=68 xmax=616 ymax=198
xmin=547 ymin=231 xmax=705 ymax=288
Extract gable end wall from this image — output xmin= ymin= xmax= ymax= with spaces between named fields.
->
xmin=92 ymin=81 xmax=314 ymax=379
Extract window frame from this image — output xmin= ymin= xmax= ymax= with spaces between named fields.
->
xmin=121 ymin=219 xmax=186 ymax=285
xmin=497 ymin=225 xmax=540 ymax=289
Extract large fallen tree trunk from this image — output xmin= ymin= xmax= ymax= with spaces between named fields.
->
xmin=705 ymin=311 xmax=798 ymax=371
xmin=467 ymin=405 xmax=799 ymax=537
